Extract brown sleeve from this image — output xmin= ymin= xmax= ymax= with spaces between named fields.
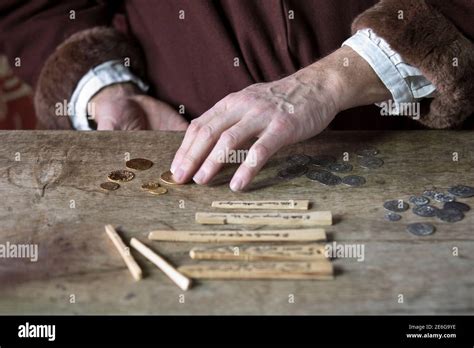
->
xmin=0 ymin=0 xmax=112 ymax=86
xmin=352 ymin=0 xmax=474 ymax=129
xmin=34 ymin=27 xmax=147 ymax=129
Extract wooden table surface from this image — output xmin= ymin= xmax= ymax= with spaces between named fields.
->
xmin=0 ymin=130 xmax=473 ymax=314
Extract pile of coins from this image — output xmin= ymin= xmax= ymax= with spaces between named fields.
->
xmin=99 ymin=158 xmax=181 ymax=196
xmin=278 ymin=147 xmax=383 ymax=187
xmin=383 ymin=185 xmax=474 ymax=236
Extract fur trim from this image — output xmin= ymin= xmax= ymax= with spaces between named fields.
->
xmin=352 ymin=0 xmax=474 ymax=129
xmin=34 ymin=27 xmax=146 ymax=129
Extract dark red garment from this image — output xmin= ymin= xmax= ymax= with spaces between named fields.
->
xmin=1 ymin=0 xmax=472 ymax=129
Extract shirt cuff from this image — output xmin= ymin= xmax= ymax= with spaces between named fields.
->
xmin=69 ymin=60 xmax=149 ymax=130
xmin=343 ymin=28 xmax=436 ymax=115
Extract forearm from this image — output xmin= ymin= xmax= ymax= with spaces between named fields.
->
xmin=292 ymin=46 xmax=391 ymax=116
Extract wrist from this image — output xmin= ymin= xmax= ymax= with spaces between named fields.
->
xmin=89 ymin=83 xmax=141 ymax=122
xmin=308 ymin=46 xmax=391 ymax=112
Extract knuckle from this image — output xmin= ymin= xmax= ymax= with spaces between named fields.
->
xmin=270 ymin=116 xmax=294 ymax=134
xmin=220 ymin=129 xmax=239 ymax=148
xmin=252 ymin=142 xmax=271 ymax=164
xmin=197 ymin=124 xmax=215 ymax=139
xmin=187 ymin=121 xmax=201 ymax=134
xmin=182 ymin=152 xmax=196 ymax=164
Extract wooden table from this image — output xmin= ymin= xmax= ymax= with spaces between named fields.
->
xmin=0 ymin=130 xmax=473 ymax=314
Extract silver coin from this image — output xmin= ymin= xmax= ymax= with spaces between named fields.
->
xmin=342 ymin=175 xmax=366 ymax=187
xmin=409 ymin=195 xmax=430 ymax=206
xmin=448 ymin=185 xmax=474 ymax=198
xmin=385 ymin=212 xmax=402 ymax=221
xmin=358 ymin=156 xmax=384 ymax=169
xmin=383 ymin=200 xmax=409 ymax=212
xmin=309 ymin=170 xmax=341 ymax=186
xmin=443 ymin=201 xmax=470 ymax=212
xmin=306 ymin=168 xmax=328 ymax=181
xmin=435 ymin=208 xmax=464 ymax=223
xmin=278 ymin=165 xmax=308 ymax=179
xmin=286 ymin=154 xmax=311 ymax=166
xmin=407 ymin=223 xmax=435 ymax=236
xmin=422 ymin=190 xmax=437 ymax=198
xmin=327 ymin=162 xmax=353 ymax=173
xmin=433 ymin=192 xmax=455 ymax=203
xmin=311 ymin=155 xmax=337 ymax=167
xmin=412 ymin=205 xmax=438 ymax=217
xmin=356 ymin=148 xmax=379 ymax=157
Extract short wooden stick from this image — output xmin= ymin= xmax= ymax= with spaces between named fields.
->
xmin=130 ymin=238 xmax=191 ymax=291
xmin=104 ymin=225 xmax=142 ymax=281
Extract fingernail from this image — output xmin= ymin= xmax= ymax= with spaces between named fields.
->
xmin=230 ymin=178 xmax=243 ymax=192
xmin=170 ymin=160 xmax=179 ymax=174
xmin=193 ymin=169 xmax=206 ymax=184
xmin=173 ymin=168 xmax=185 ymax=182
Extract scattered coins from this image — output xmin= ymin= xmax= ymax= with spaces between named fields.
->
xmin=141 ymin=182 xmax=161 ymax=191
xmin=358 ymin=156 xmax=384 ymax=169
xmin=311 ymin=155 xmax=336 ymax=167
xmin=148 ymin=187 xmax=168 ymax=195
xmin=327 ymin=162 xmax=353 ymax=173
xmin=286 ymin=154 xmax=311 ymax=166
xmin=385 ymin=212 xmax=402 ymax=221
xmin=413 ymin=205 xmax=438 ymax=217
xmin=435 ymin=208 xmax=464 ymax=223
xmin=356 ymin=148 xmax=379 ymax=157
xmin=307 ymin=170 xmax=341 ymax=186
xmin=433 ymin=192 xmax=455 ymax=203
xmin=448 ymin=185 xmax=474 ymax=198
xmin=422 ymin=190 xmax=437 ymax=198
xmin=407 ymin=222 xmax=435 ymax=236
xmin=383 ymin=200 xmax=409 ymax=213
xmin=100 ymin=182 xmax=120 ymax=191
xmin=443 ymin=201 xmax=470 ymax=212
xmin=107 ymin=170 xmax=135 ymax=183
xmin=278 ymin=165 xmax=308 ymax=180
xmin=342 ymin=175 xmax=366 ymax=187
xmin=125 ymin=158 xmax=154 ymax=171
xmin=409 ymin=195 xmax=430 ymax=206
xmin=160 ymin=170 xmax=181 ymax=185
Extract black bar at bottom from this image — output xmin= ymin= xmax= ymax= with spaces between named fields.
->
xmin=0 ymin=315 xmax=472 ymax=346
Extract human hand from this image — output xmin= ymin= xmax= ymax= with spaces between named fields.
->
xmin=170 ymin=46 xmax=390 ymax=191
xmin=90 ymin=83 xmax=188 ymax=131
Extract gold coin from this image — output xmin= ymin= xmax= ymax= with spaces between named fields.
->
xmin=107 ymin=170 xmax=135 ymax=182
xmin=126 ymin=158 xmax=154 ymax=170
xmin=141 ymin=181 xmax=161 ymax=191
xmin=148 ymin=187 xmax=168 ymax=195
xmin=100 ymin=182 xmax=120 ymax=191
xmin=160 ymin=170 xmax=181 ymax=185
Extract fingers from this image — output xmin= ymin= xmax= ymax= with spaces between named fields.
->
xmin=170 ymin=99 xmax=242 ymax=183
xmin=132 ymin=95 xmax=188 ymax=131
xmin=229 ymin=118 xmax=293 ymax=191
xmin=192 ymin=118 xmax=263 ymax=185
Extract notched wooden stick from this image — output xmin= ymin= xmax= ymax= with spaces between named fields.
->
xmin=178 ymin=261 xmax=334 ymax=280
xmin=211 ymin=200 xmax=309 ymax=210
xmin=189 ymin=243 xmax=328 ymax=261
xmin=195 ymin=211 xmax=332 ymax=226
xmin=148 ymin=228 xmax=327 ymax=243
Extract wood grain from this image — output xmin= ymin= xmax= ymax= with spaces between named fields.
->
xmin=0 ymin=130 xmax=473 ymax=314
